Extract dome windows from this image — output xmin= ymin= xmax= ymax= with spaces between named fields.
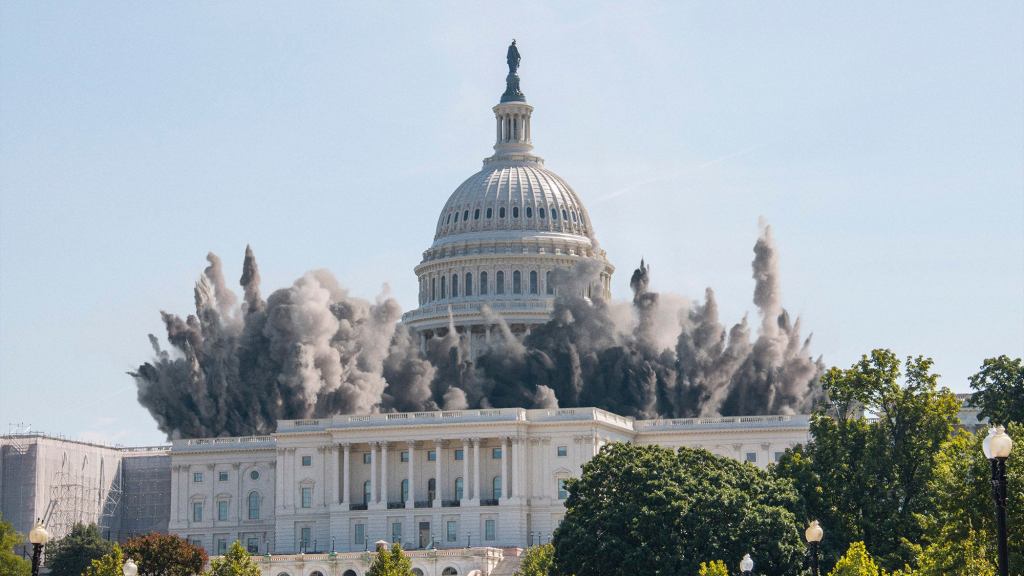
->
xmin=486 ymin=208 xmax=493 ymax=219
xmin=451 ymin=274 xmax=459 ymax=298
xmin=440 ymin=276 xmax=447 ymax=299
xmin=446 ymin=214 xmax=452 ymax=224
xmin=513 ymin=271 xmax=522 ymax=294
xmin=496 ymin=271 xmax=505 ymax=294
xmin=571 ymin=211 xmax=577 ymax=222
xmin=465 ymin=273 xmax=473 ymax=296
xmin=552 ymin=209 xmax=558 ymax=220
xmin=562 ymin=209 xmax=568 ymax=220
xmin=474 ymin=209 xmax=480 ymax=220
xmin=539 ymin=208 xmax=546 ymax=219
xmin=529 ymin=271 xmax=538 ymax=294
xmin=499 ymin=207 xmax=506 ymax=218
xmin=480 ymin=272 xmax=488 ymax=295
xmin=454 ymin=212 xmax=459 ymax=223
xmin=513 ymin=207 xmax=519 ymax=218
xmin=526 ymin=207 xmax=533 ymax=218
xmin=546 ymin=271 xmax=554 ymax=295
xmin=463 ymin=210 xmax=469 ymax=221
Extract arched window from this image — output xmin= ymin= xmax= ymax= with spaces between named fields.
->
xmin=499 ymin=207 xmax=506 ymax=218
xmin=428 ymin=478 xmax=436 ymax=501
xmin=310 ymin=571 xmax=325 ymax=576
xmin=486 ymin=208 xmax=492 ymax=219
xmin=442 ymin=568 xmax=458 ymax=576
xmin=526 ymin=206 xmax=533 ymax=218
xmin=513 ymin=271 xmax=522 ymax=294
xmin=463 ymin=210 xmax=469 ymax=221
xmin=248 ymin=491 xmax=260 ymax=520
xmin=539 ymin=208 xmax=546 ymax=219
xmin=474 ymin=209 xmax=480 ymax=220
xmin=530 ymin=271 xmax=538 ymax=294
xmin=562 ymin=209 xmax=568 ymax=220
xmin=446 ymin=213 xmax=451 ymax=224
xmin=479 ymin=271 xmax=488 ymax=295
xmin=454 ymin=212 xmax=459 ymax=222
xmin=571 ymin=211 xmax=577 ymax=222
xmin=465 ymin=273 xmax=472 ymax=296
xmin=546 ymin=271 xmax=554 ymax=295
xmin=492 ymin=476 xmax=502 ymax=500
xmin=454 ymin=477 xmax=464 ymax=500
xmin=277 ymin=573 xmax=291 ymax=576
xmin=513 ymin=206 xmax=519 ymax=218
xmin=496 ymin=271 xmax=505 ymax=295
xmin=440 ymin=276 xmax=446 ymax=299
xmin=552 ymin=209 xmax=558 ymax=220
xmin=451 ymin=274 xmax=458 ymax=298
xmin=344 ymin=571 xmax=358 ymax=576
xmin=363 ymin=480 xmax=372 ymax=504
xmin=401 ymin=479 xmax=409 ymax=503
xmin=431 ymin=278 xmax=436 ymax=301
xmin=412 ymin=570 xmax=424 ymax=576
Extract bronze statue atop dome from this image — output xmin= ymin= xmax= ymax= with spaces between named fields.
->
xmin=501 ymin=40 xmax=526 ymax=103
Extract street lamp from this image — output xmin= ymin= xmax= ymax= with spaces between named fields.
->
xmin=805 ymin=520 xmax=824 ymax=576
xmin=983 ymin=425 xmax=1014 ymax=576
xmin=28 ymin=520 xmax=49 ymax=576
xmin=739 ymin=553 xmax=754 ymax=575
xmin=122 ymin=558 xmax=138 ymax=576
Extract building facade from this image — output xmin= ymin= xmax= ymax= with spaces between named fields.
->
xmin=167 ymin=407 xmax=811 ymax=561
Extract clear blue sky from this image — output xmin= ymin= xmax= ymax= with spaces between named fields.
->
xmin=1 ymin=2 xmax=1021 ymax=446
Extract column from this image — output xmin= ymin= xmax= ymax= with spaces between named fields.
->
xmin=275 ymin=451 xmax=285 ymax=511
xmin=342 ymin=444 xmax=351 ymax=506
xmin=461 ymin=439 xmax=470 ymax=504
xmin=369 ymin=442 xmax=378 ymax=505
xmin=433 ymin=439 xmax=443 ymax=507
xmin=406 ymin=441 xmax=416 ymax=509
xmin=380 ymin=442 xmax=389 ymax=505
xmin=234 ymin=463 xmax=242 ymax=520
xmin=500 ymin=438 xmax=509 ymax=502
xmin=512 ymin=437 xmax=522 ymax=500
xmin=472 ymin=438 xmax=481 ymax=502
xmin=321 ymin=447 xmax=329 ymax=507
xmin=169 ymin=465 xmax=179 ymax=523
xmin=207 ymin=464 xmax=215 ymax=522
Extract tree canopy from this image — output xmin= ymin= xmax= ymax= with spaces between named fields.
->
xmin=83 ymin=544 xmax=126 ymax=576
xmin=698 ymin=560 xmax=729 ymax=576
xmin=366 ymin=543 xmax=413 ymax=576
xmin=0 ymin=514 xmax=30 ymax=576
xmin=515 ymin=544 xmax=553 ymax=576
xmin=968 ymin=355 xmax=1023 ymax=425
xmin=827 ymin=542 xmax=882 ymax=576
xmin=122 ymin=533 xmax=207 ymax=576
xmin=552 ymin=443 xmax=804 ymax=576
xmin=203 ymin=541 xmax=261 ymax=576
xmin=45 ymin=523 xmax=115 ymax=576
xmin=774 ymin=350 xmax=960 ymax=571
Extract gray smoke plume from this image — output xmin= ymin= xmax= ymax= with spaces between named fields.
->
xmin=132 ymin=225 xmax=823 ymax=439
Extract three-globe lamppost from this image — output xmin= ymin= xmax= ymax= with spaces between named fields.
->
xmin=739 ymin=553 xmax=754 ymax=575
xmin=983 ymin=425 xmax=1013 ymax=576
xmin=805 ymin=520 xmax=824 ymax=576
xmin=28 ymin=520 xmax=49 ymax=576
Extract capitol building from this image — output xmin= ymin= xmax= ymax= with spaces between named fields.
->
xmin=0 ymin=44 xmax=815 ymax=576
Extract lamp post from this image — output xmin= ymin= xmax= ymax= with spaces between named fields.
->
xmin=28 ymin=520 xmax=49 ymax=576
xmin=983 ymin=425 xmax=1013 ymax=576
xmin=122 ymin=558 xmax=138 ymax=576
xmin=739 ymin=553 xmax=754 ymax=576
xmin=805 ymin=520 xmax=823 ymax=576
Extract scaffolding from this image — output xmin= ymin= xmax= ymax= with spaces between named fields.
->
xmin=42 ymin=456 xmax=123 ymax=540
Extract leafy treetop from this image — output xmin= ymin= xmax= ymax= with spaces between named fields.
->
xmin=0 ymin=514 xmax=30 ymax=576
xmin=45 ymin=523 xmax=115 ymax=576
xmin=203 ymin=541 xmax=261 ymax=576
xmin=123 ymin=533 xmax=207 ymax=576
xmin=515 ymin=544 xmax=553 ymax=576
xmin=968 ymin=355 xmax=1023 ymax=425
xmin=366 ymin=543 xmax=414 ymax=576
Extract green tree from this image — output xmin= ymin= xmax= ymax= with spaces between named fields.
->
xmin=84 ymin=544 xmax=125 ymax=576
xmin=552 ymin=443 xmax=804 ymax=576
xmin=515 ymin=544 xmax=553 ymax=576
xmin=0 ymin=514 xmax=31 ymax=576
xmin=123 ymin=533 xmax=207 ymax=576
xmin=45 ymin=523 xmax=114 ymax=576
xmin=203 ymin=541 xmax=260 ymax=576
xmin=968 ymin=355 xmax=1024 ymax=425
xmin=366 ymin=543 xmax=413 ymax=576
xmin=827 ymin=542 xmax=880 ymax=576
xmin=698 ymin=560 xmax=729 ymax=576
xmin=921 ymin=424 xmax=1021 ymax=572
xmin=774 ymin=350 xmax=960 ymax=571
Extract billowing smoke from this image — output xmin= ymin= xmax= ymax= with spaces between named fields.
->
xmin=132 ymin=225 xmax=823 ymax=439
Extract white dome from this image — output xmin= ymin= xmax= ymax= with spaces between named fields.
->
xmin=433 ymin=162 xmax=594 ymax=243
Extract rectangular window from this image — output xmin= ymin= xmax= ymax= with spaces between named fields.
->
xmin=301 ymin=455 xmax=312 ymax=466
xmin=190 ymin=538 xmax=203 ymax=550
xmin=300 ymin=527 xmax=311 ymax=550
xmin=492 ymin=447 xmax=502 ymax=459
xmin=301 ymin=486 xmax=312 ymax=508
xmin=363 ymin=453 xmax=372 ymax=464
xmin=217 ymin=539 xmax=227 ymax=555
xmin=246 ymin=538 xmax=259 ymax=554
xmin=392 ymin=522 xmax=402 ymax=542
xmin=557 ymin=479 xmax=568 ymax=500
xmin=400 ymin=451 xmax=409 ymax=463
xmin=217 ymin=500 xmax=228 ymax=521
xmin=447 ymin=520 xmax=457 ymax=542
xmin=454 ymin=449 xmax=464 ymax=461
xmin=427 ymin=450 xmax=437 ymax=462
xmin=557 ymin=445 xmax=568 ymax=457
xmin=354 ymin=523 xmax=365 ymax=545
xmin=218 ymin=471 xmax=228 ymax=482
xmin=774 ymin=451 xmax=785 ymax=462
xmin=745 ymin=452 xmax=757 ymax=463
xmin=193 ymin=472 xmax=203 ymax=483
xmin=192 ymin=502 xmax=203 ymax=522
xmin=484 ymin=519 xmax=496 ymax=541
